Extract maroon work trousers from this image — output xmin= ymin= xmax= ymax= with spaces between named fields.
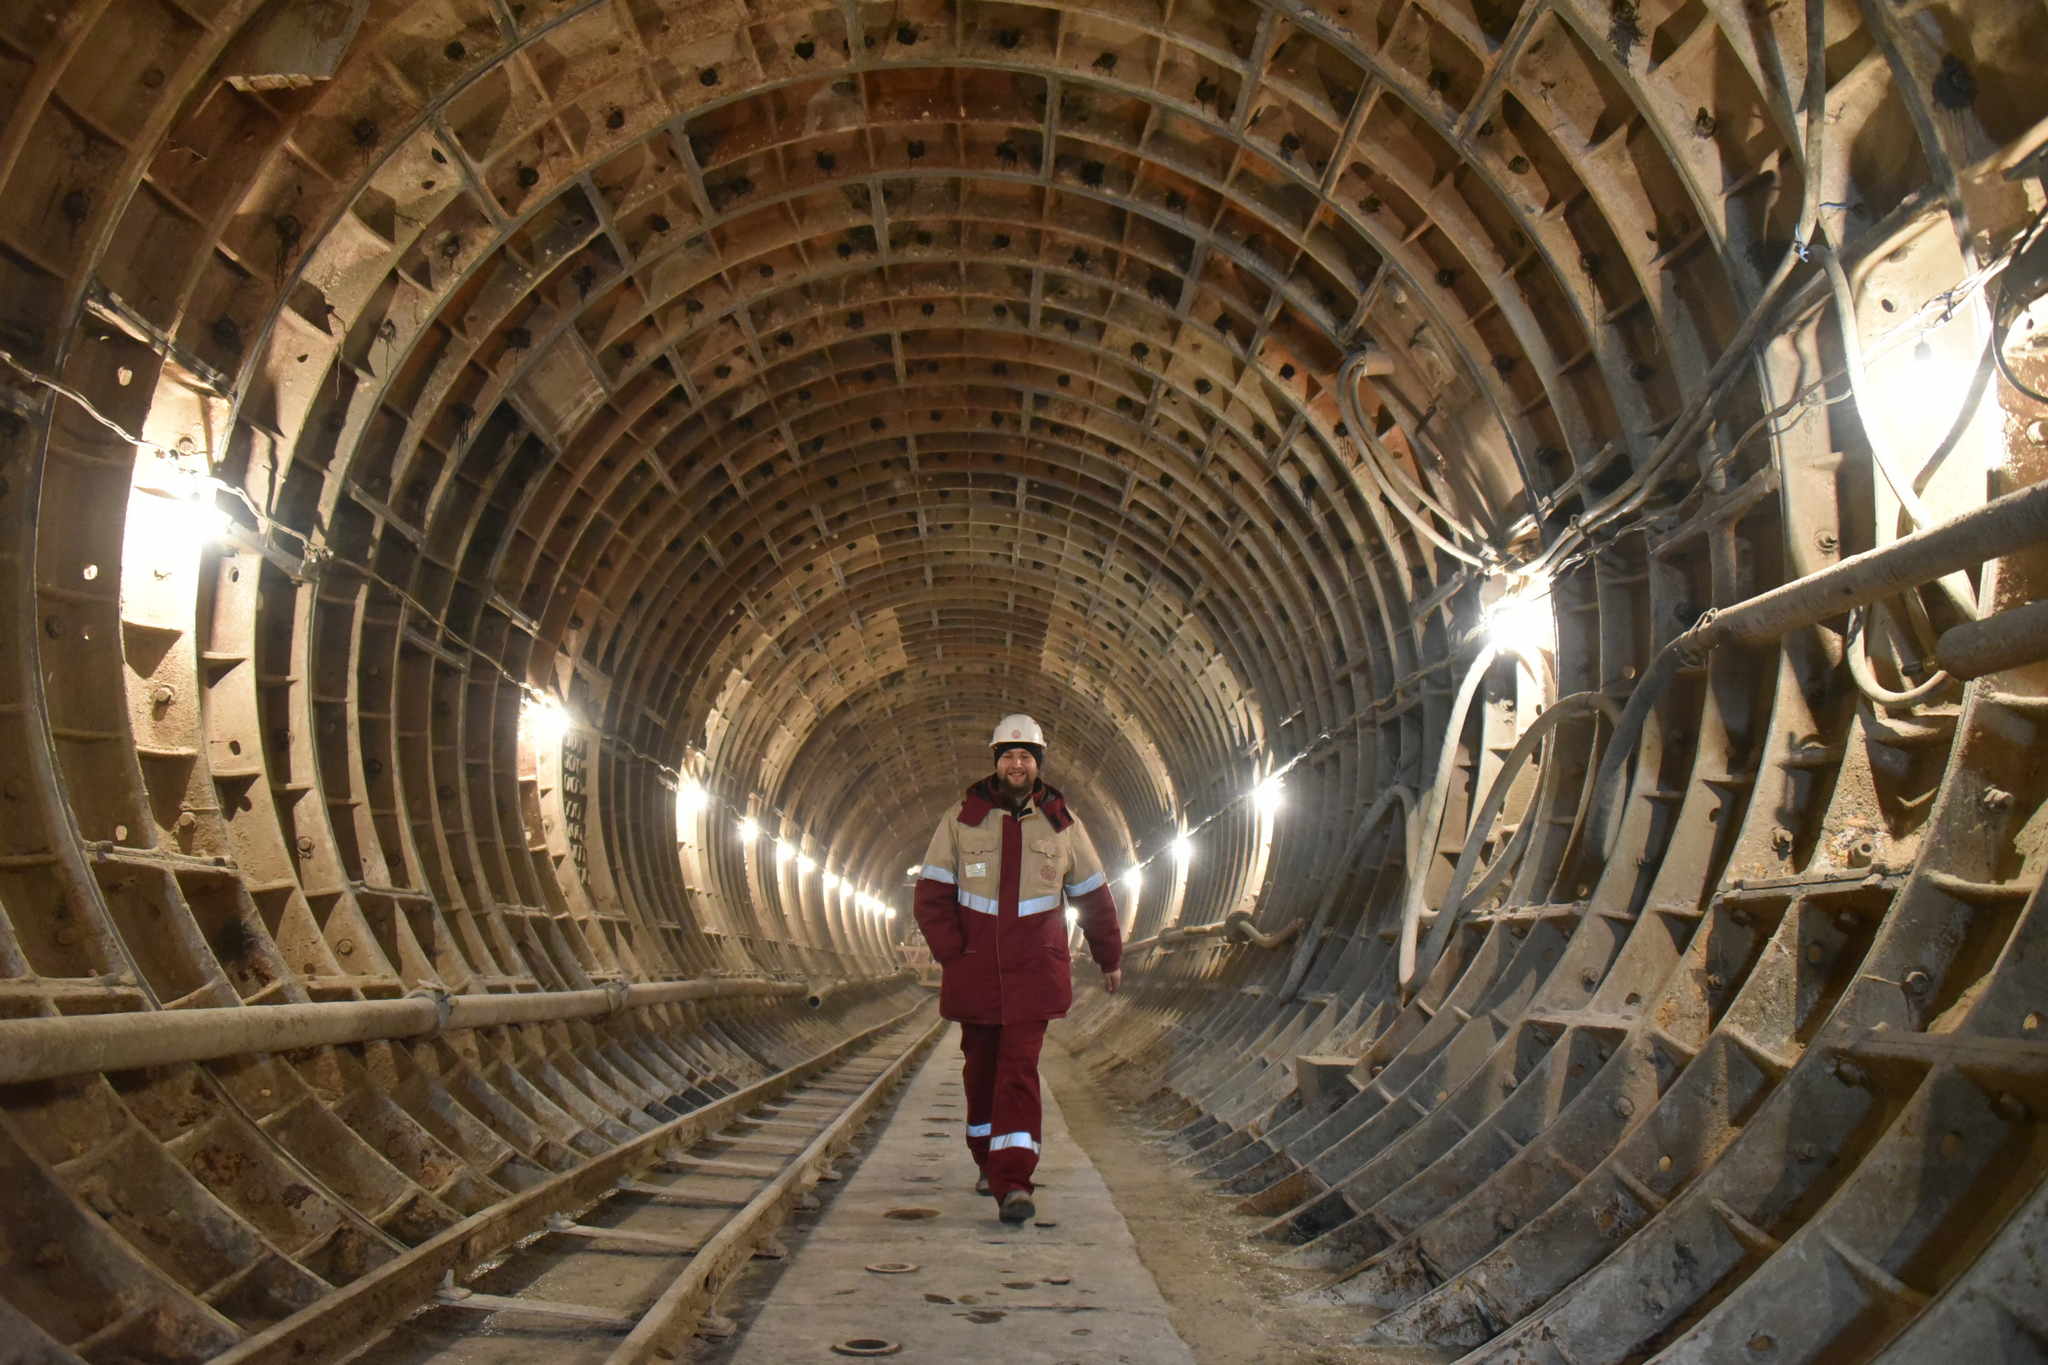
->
xmin=959 ymin=1019 xmax=1048 ymax=1198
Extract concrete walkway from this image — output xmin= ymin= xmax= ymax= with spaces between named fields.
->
xmin=725 ymin=1023 xmax=1197 ymax=1364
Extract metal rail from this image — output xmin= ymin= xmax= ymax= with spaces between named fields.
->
xmin=213 ymin=998 xmax=943 ymax=1364
xmin=1128 ymin=909 xmax=1304 ymax=955
xmin=1695 ymin=477 xmax=2048 ymax=650
xmin=1937 ymin=595 xmax=2048 ymax=679
xmin=806 ymin=968 xmax=917 ymax=1010
xmin=1588 ymin=476 xmax=2048 ymax=853
xmin=0 ymin=976 xmax=822 ymax=1085
xmin=610 ymin=1008 xmax=947 ymax=1361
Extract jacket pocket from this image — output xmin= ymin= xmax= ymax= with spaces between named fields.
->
xmin=1026 ymin=838 xmax=1063 ymax=896
xmin=958 ymin=835 xmax=998 ymax=882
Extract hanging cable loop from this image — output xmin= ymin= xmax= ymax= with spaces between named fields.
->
xmin=1405 ymin=691 xmax=1620 ymax=994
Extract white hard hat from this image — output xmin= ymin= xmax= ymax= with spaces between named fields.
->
xmin=990 ymin=713 xmax=1045 ymax=753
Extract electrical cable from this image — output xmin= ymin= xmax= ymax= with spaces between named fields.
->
xmin=1358 ymin=378 xmax=1491 ymax=532
xmin=1991 ymin=326 xmax=2048 ymax=406
xmin=1990 ymin=203 xmax=2048 ymax=404
xmin=1337 ymin=352 xmax=1494 ymax=568
xmin=1392 ymin=637 xmax=1561 ymax=998
xmin=1818 ymin=230 xmax=1983 ymax=622
xmin=1274 ymin=783 xmax=1414 ymax=1001
xmin=1404 ymin=689 xmax=1619 ymax=994
xmin=1845 ymin=605 xmax=1956 ymax=708
xmin=0 ymin=345 xmax=908 ymax=891
xmin=0 ymin=344 xmax=714 ymax=799
xmin=1513 ymin=0 xmax=1831 ymax=588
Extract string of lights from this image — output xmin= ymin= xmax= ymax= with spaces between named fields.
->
xmin=1 ymin=345 xmax=903 ymax=921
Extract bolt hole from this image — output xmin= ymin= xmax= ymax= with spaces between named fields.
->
xmin=113 ymin=825 xmax=128 ymax=841
xmin=81 ymin=564 xmax=98 ymax=581
xmin=228 ymin=739 xmax=241 ymax=755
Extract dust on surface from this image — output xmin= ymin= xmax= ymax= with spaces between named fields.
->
xmin=1041 ymin=1035 xmax=1452 ymax=1365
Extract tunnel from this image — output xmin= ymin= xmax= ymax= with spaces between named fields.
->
xmin=1 ymin=0 xmax=2046 ymax=1358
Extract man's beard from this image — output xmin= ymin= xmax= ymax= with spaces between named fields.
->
xmin=1000 ymin=771 xmax=1034 ymax=800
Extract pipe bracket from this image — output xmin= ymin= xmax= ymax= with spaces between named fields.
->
xmin=408 ymin=984 xmax=454 ymax=1034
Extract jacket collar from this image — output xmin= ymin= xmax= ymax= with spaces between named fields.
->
xmin=959 ymin=775 xmax=1074 ymax=831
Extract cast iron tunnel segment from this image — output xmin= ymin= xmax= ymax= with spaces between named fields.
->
xmin=223 ymin=1002 xmax=943 ymax=1364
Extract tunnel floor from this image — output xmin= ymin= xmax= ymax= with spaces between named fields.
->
xmin=690 ymin=1019 xmax=1450 ymax=1365
xmin=706 ymin=1020 xmax=1199 ymax=1364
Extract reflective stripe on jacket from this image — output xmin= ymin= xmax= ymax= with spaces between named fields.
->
xmin=912 ymin=778 xmax=1122 ymax=1025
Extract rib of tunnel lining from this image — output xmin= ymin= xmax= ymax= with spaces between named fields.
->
xmin=0 ymin=0 xmax=2045 ymax=1358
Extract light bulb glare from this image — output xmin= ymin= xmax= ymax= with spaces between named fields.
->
xmin=676 ymin=779 xmax=709 ymax=819
xmin=521 ymin=695 xmax=572 ymax=748
xmin=1254 ymin=775 xmax=1285 ymax=816
xmin=1486 ymin=583 xmax=1555 ymax=657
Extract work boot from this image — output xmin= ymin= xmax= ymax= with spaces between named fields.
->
xmin=999 ymin=1189 xmax=1036 ymax=1224
xmin=975 ymin=1173 xmax=992 ymax=1196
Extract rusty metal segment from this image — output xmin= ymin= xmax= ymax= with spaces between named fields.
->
xmin=0 ymin=0 xmax=2044 ymax=1356
xmin=209 ymin=1001 xmax=932 ymax=1363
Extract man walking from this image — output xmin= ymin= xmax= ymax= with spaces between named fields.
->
xmin=912 ymin=714 xmax=1124 ymax=1224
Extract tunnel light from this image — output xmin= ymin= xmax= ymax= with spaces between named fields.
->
xmin=736 ymin=816 xmax=759 ymax=843
xmin=185 ymin=490 xmax=235 ymax=547
xmin=795 ymin=852 xmax=817 ymax=876
xmin=905 ymin=864 xmax=921 ymax=877
xmin=1173 ymin=835 xmax=1195 ymax=867
xmin=676 ymin=779 xmax=709 ymax=820
xmin=1065 ymin=905 xmax=1080 ymax=927
xmin=129 ymin=484 xmax=235 ymax=565
xmin=520 ymin=695 xmax=573 ymax=748
xmin=1486 ymin=582 xmax=1555 ymax=658
xmin=1253 ymin=775 xmax=1285 ymax=816
xmin=774 ymin=838 xmax=794 ymax=864
xmin=1122 ymin=867 xmax=1142 ymax=895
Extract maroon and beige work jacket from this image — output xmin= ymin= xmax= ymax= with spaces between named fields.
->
xmin=912 ymin=777 xmax=1123 ymax=1025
